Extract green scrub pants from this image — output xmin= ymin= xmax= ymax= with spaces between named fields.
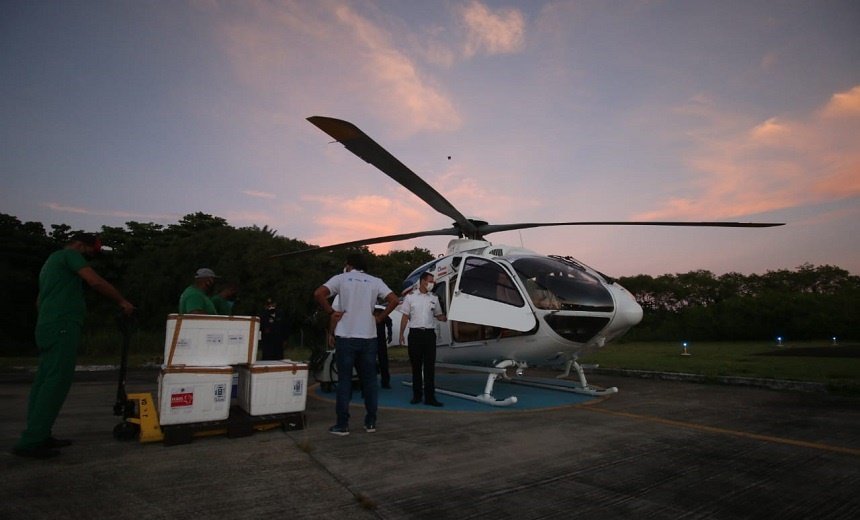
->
xmin=15 ymin=321 xmax=81 ymax=449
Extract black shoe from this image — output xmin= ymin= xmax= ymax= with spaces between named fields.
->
xmin=424 ymin=399 xmax=444 ymax=407
xmin=43 ymin=437 xmax=72 ymax=449
xmin=381 ymin=383 xmax=391 ymax=389
xmin=11 ymin=446 xmax=61 ymax=459
xmin=328 ymin=425 xmax=350 ymax=436
xmin=410 ymin=397 xmax=422 ymax=404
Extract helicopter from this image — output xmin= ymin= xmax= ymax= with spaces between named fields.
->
xmin=276 ymin=116 xmax=783 ymax=406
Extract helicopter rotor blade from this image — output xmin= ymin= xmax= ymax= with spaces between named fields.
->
xmin=478 ymin=221 xmax=785 ymax=235
xmin=307 ymin=116 xmax=478 ymax=238
xmin=270 ymin=226 xmax=461 ymax=259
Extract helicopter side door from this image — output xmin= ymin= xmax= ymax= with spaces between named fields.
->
xmin=432 ymin=280 xmax=452 ymax=346
xmin=447 ymin=255 xmax=537 ymax=332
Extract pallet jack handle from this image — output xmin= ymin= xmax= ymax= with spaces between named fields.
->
xmin=113 ymin=311 xmax=137 ymax=416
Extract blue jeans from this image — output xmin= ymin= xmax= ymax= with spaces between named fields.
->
xmin=334 ymin=337 xmax=378 ymax=428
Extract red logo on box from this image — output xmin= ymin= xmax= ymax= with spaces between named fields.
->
xmin=171 ymin=392 xmax=194 ymax=408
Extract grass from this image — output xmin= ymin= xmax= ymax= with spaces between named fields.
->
xmin=3 ymin=335 xmax=857 ymax=394
xmin=579 ymin=340 xmax=860 ymax=394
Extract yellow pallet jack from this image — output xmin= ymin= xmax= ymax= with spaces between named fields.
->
xmin=116 ymin=392 xmax=164 ymax=442
xmin=112 ymin=314 xmax=165 ymax=443
xmin=118 ymin=390 xmax=304 ymax=446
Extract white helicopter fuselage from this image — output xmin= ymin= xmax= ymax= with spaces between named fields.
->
xmin=391 ymin=239 xmax=643 ymax=368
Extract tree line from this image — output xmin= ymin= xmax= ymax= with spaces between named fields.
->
xmin=1 ymin=211 xmax=856 ymax=355
xmin=621 ymin=266 xmax=859 ymax=342
xmin=0 ymin=212 xmax=433 ymax=354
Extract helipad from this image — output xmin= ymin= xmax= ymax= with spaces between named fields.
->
xmin=313 ymin=372 xmax=601 ymax=411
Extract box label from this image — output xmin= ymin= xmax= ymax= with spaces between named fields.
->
xmin=171 ymin=391 xmax=194 ymax=408
xmin=214 ymin=383 xmax=227 ymax=402
xmin=227 ymin=334 xmax=245 ymax=345
xmin=292 ymin=379 xmax=304 ymax=396
xmin=176 ymin=338 xmax=191 ymax=349
xmin=206 ymin=333 xmax=225 ymax=346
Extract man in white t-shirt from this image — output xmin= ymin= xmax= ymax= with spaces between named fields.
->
xmin=399 ymin=271 xmax=447 ymax=406
xmin=314 ymin=253 xmax=398 ymax=436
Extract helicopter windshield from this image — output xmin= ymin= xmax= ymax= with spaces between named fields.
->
xmin=511 ymin=256 xmax=614 ymax=312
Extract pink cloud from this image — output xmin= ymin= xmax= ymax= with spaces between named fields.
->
xmin=204 ymin=1 xmax=461 ymax=136
xmin=821 ymin=85 xmax=860 ymax=118
xmin=635 ymin=85 xmax=860 ymax=220
xmin=460 ymin=1 xmax=526 ymax=58
xmin=302 ymin=194 xmax=436 ymax=254
xmin=242 ymin=190 xmax=276 ymax=199
xmin=43 ymin=202 xmax=176 ymax=222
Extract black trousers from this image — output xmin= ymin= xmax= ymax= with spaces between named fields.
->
xmin=260 ymin=338 xmax=283 ymax=360
xmin=408 ymin=329 xmax=436 ymax=400
xmin=376 ymin=335 xmax=390 ymax=386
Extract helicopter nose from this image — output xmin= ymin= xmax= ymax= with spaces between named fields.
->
xmin=617 ymin=294 xmax=643 ymax=328
xmin=608 ymin=285 xmax=643 ymax=332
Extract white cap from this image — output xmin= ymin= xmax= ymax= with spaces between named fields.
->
xmin=195 ymin=268 xmax=219 ymax=279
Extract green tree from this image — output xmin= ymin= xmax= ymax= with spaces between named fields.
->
xmin=0 ymin=214 xmax=55 ymax=353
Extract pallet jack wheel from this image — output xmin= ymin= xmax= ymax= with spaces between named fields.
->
xmin=113 ymin=421 xmax=139 ymax=441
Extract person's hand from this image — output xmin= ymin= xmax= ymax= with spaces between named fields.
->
xmin=327 ymin=333 xmax=335 ymax=349
xmin=399 ymin=334 xmax=405 ymax=345
xmin=119 ymin=300 xmax=135 ymax=316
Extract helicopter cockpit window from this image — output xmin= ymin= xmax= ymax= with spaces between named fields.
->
xmin=459 ymin=257 xmax=525 ymax=307
xmin=512 ymin=256 xmax=614 ymax=312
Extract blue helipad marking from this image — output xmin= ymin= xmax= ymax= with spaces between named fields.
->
xmin=313 ymin=373 xmax=599 ymax=412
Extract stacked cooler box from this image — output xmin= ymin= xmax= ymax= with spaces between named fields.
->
xmin=236 ymin=360 xmax=309 ymax=416
xmin=159 ymin=314 xmax=260 ymax=425
xmin=157 ymin=366 xmax=234 ymax=425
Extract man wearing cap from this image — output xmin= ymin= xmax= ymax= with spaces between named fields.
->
xmin=179 ymin=268 xmax=219 ymax=314
xmin=12 ymin=233 xmax=134 ymax=459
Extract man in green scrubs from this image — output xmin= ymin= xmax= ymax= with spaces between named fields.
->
xmin=12 ymin=233 xmax=134 ymax=459
xmin=178 ymin=268 xmax=219 ymax=314
xmin=211 ymin=281 xmax=239 ymax=315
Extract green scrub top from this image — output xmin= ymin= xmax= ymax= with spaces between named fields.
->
xmin=179 ymin=285 xmax=217 ymax=314
xmin=37 ymin=249 xmax=88 ymax=327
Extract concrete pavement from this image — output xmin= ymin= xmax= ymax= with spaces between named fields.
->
xmin=2 ymin=367 xmax=859 ymax=519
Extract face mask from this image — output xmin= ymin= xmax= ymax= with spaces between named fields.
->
xmin=425 ymin=282 xmax=434 ymax=291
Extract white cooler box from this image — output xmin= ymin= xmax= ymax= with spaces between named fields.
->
xmin=157 ymin=366 xmax=234 ymax=425
xmin=237 ymin=360 xmax=308 ymax=416
xmin=164 ymin=314 xmax=259 ymax=366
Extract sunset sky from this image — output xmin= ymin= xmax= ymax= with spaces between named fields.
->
xmin=2 ymin=0 xmax=858 ymax=277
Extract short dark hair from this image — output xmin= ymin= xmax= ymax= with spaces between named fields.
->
xmin=70 ymin=232 xmax=100 ymax=247
xmin=346 ymin=253 xmax=367 ymax=271
xmin=420 ymin=271 xmax=434 ymax=281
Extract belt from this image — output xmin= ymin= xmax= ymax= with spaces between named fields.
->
xmin=410 ymin=327 xmax=435 ymax=331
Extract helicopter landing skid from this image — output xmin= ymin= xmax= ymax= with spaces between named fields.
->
xmin=540 ymin=359 xmax=618 ymax=396
xmin=402 ymin=362 xmax=519 ymax=407
xmin=508 ymin=376 xmax=618 ymax=396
